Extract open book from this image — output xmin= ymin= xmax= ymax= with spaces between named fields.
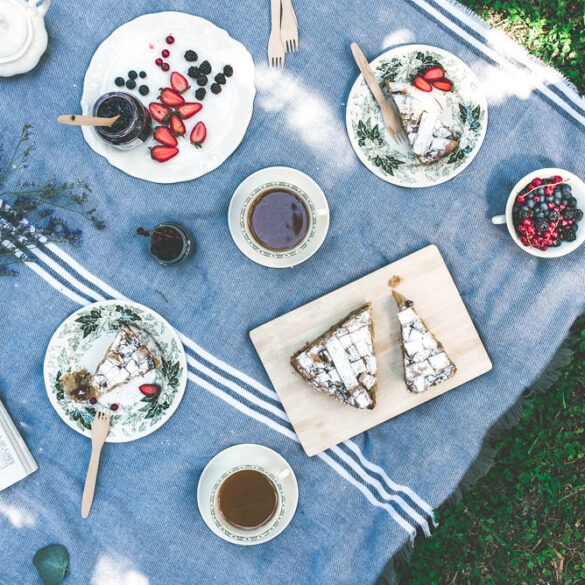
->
xmin=0 ymin=398 xmax=37 ymax=491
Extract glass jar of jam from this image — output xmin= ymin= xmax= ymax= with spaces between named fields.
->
xmin=92 ymin=92 xmax=151 ymax=150
xmin=148 ymin=222 xmax=193 ymax=266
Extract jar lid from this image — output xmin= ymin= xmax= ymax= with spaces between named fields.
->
xmin=0 ymin=0 xmax=33 ymax=63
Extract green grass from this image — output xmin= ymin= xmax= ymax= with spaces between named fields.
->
xmin=397 ymin=315 xmax=585 ymax=584
xmin=458 ymin=0 xmax=585 ymax=93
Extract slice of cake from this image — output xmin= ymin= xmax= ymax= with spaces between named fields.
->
xmin=61 ymin=326 xmax=159 ymax=402
xmin=290 ymin=304 xmax=377 ymax=409
xmin=392 ymin=290 xmax=456 ymax=393
xmin=385 ymin=81 xmax=461 ymax=165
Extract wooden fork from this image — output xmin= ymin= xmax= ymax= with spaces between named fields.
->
xmin=281 ymin=0 xmax=298 ymax=53
xmin=268 ymin=0 xmax=285 ymax=69
xmin=81 ymin=409 xmax=111 ymax=518
xmin=350 ymin=42 xmax=406 ymax=145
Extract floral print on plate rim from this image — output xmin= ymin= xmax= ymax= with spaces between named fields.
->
xmin=43 ymin=300 xmax=187 ymax=442
xmin=346 ymin=44 xmax=488 ymax=188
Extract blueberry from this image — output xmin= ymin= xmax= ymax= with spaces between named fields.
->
xmin=521 ymin=205 xmax=529 ymax=212
xmin=126 ymin=79 xmax=136 ymax=89
xmin=185 ymin=50 xmax=198 ymax=62
xmin=210 ymin=83 xmax=221 ymax=94
xmin=539 ymin=203 xmax=548 ymax=211
xmin=223 ymin=64 xmax=233 ymax=77
xmin=115 ymin=77 xmax=125 ymax=87
xmin=536 ymin=188 xmax=545 ymax=197
xmin=188 ymin=66 xmax=200 ymax=79
xmin=527 ymin=200 xmax=535 ymax=209
xmin=139 ymin=71 xmax=147 ymax=78
xmin=196 ymin=74 xmax=208 ymax=86
xmin=560 ymin=184 xmax=571 ymax=195
xmin=128 ymin=70 xmax=138 ymax=80
xmin=139 ymin=85 xmax=149 ymax=96
xmin=199 ymin=60 xmax=211 ymax=75
xmin=195 ymin=87 xmax=206 ymax=100
xmin=546 ymin=196 xmax=553 ymax=202
xmin=214 ymin=73 xmax=226 ymax=85
xmin=568 ymin=197 xmax=577 ymax=207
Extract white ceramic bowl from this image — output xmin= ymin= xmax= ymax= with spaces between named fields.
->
xmin=492 ymin=168 xmax=585 ymax=258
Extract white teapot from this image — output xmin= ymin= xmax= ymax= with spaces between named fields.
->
xmin=0 ymin=0 xmax=49 ymax=76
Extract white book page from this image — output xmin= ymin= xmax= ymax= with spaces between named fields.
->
xmin=0 ymin=400 xmax=37 ymax=491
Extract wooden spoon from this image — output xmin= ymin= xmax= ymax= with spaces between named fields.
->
xmin=58 ymin=114 xmax=120 ymax=127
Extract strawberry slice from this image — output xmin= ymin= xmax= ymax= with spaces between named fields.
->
xmin=149 ymin=102 xmax=171 ymax=123
xmin=150 ymin=145 xmax=179 ymax=162
xmin=422 ymin=66 xmax=445 ymax=81
xmin=413 ymin=76 xmax=433 ymax=92
xmin=139 ymin=384 xmax=160 ymax=397
xmin=176 ymin=102 xmax=203 ymax=119
xmin=160 ymin=88 xmax=185 ymax=107
xmin=170 ymin=114 xmax=186 ymax=136
xmin=154 ymin=126 xmax=178 ymax=147
xmin=432 ymin=79 xmax=453 ymax=92
xmin=190 ymin=121 xmax=206 ymax=148
xmin=170 ymin=71 xmax=190 ymax=93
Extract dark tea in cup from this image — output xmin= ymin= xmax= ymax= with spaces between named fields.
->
xmin=247 ymin=187 xmax=310 ymax=252
xmin=217 ymin=469 xmax=278 ymax=530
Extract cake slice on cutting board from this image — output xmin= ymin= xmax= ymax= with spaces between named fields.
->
xmin=290 ymin=304 xmax=378 ymax=409
xmin=391 ymin=289 xmax=456 ymax=393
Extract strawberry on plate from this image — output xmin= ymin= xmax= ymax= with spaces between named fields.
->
xmin=422 ymin=66 xmax=445 ymax=81
xmin=413 ymin=76 xmax=433 ymax=92
xmin=150 ymin=145 xmax=179 ymax=162
xmin=154 ymin=126 xmax=178 ymax=147
xmin=432 ymin=79 xmax=453 ymax=92
xmin=176 ymin=102 xmax=202 ymax=119
xmin=190 ymin=121 xmax=206 ymax=148
xmin=160 ymin=88 xmax=185 ymax=107
xmin=170 ymin=71 xmax=190 ymax=93
xmin=139 ymin=384 xmax=160 ymax=396
xmin=149 ymin=102 xmax=171 ymax=123
xmin=170 ymin=114 xmax=186 ymax=136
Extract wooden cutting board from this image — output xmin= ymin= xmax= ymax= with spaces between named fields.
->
xmin=250 ymin=245 xmax=492 ymax=457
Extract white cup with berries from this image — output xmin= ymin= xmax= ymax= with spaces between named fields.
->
xmin=492 ymin=168 xmax=585 ymax=258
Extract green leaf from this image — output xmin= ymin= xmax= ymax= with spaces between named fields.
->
xmin=33 ymin=545 xmax=69 ymax=585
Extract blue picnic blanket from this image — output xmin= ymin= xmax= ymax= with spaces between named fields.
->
xmin=1 ymin=0 xmax=585 ymax=583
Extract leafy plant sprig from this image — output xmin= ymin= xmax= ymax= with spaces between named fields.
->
xmin=0 ymin=124 xmax=104 ymax=276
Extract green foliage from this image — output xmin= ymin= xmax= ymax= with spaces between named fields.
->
xmin=398 ymin=314 xmax=585 ymax=584
xmin=33 ymin=545 xmax=69 ymax=585
xmin=460 ymin=0 xmax=585 ymax=93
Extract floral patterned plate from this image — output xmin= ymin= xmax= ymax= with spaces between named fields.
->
xmin=346 ymin=44 xmax=488 ymax=188
xmin=43 ymin=300 xmax=187 ymax=442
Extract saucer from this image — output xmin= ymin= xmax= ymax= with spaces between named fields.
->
xmin=228 ymin=167 xmax=330 ymax=268
xmin=197 ymin=444 xmax=298 ymax=545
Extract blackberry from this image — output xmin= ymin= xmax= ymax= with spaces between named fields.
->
xmin=185 ymin=50 xmax=198 ymax=62
xmin=214 ymin=73 xmax=226 ymax=85
xmin=223 ymin=64 xmax=233 ymax=77
xmin=210 ymin=83 xmax=221 ymax=94
xmin=548 ymin=210 xmax=560 ymax=222
xmin=517 ymin=210 xmax=531 ymax=223
xmin=187 ymin=66 xmax=200 ymax=78
xmin=139 ymin=85 xmax=149 ymax=96
xmin=564 ymin=230 xmax=577 ymax=242
xmin=563 ymin=208 xmax=582 ymax=221
xmin=199 ymin=60 xmax=211 ymax=74
xmin=128 ymin=70 xmax=138 ymax=80
xmin=115 ymin=76 xmax=125 ymax=87
xmin=139 ymin=71 xmax=147 ymax=78
xmin=196 ymin=74 xmax=208 ymax=86
xmin=534 ymin=219 xmax=548 ymax=234
xmin=126 ymin=79 xmax=136 ymax=90
xmin=195 ymin=87 xmax=206 ymax=100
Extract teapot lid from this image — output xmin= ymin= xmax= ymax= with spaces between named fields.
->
xmin=0 ymin=0 xmax=33 ymax=63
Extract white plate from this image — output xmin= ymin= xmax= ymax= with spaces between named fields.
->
xmin=228 ymin=166 xmax=330 ymax=268
xmin=43 ymin=300 xmax=187 ymax=442
xmin=197 ymin=444 xmax=298 ymax=545
xmin=346 ymin=44 xmax=488 ymax=188
xmin=80 ymin=12 xmax=255 ymax=183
